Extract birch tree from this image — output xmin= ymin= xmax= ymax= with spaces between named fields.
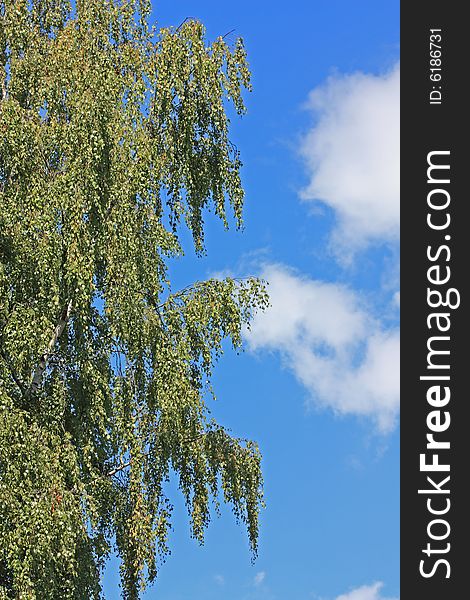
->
xmin=0 ymin=1 xmax=268 ymax=597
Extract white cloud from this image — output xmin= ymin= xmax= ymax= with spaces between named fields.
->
xmin=214 ymin=574 xmax=225 ymax=585
xmin=335 ymin=582 xmax=398 ymax=600
xmin=300 ymin=63 xmax=400 ymax=257
xmin=246 ymin=264 xmax=399 ymax=432
xmin=244 ymin=66 xmax=401 ymax=432
xmin=254 ymin=571 xmax=266 ymax=586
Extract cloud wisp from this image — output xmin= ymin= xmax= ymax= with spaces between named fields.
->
xmin=335 ymin=582 xmax=398 ymax=600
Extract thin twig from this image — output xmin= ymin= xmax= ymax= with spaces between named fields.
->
xmin=176 ymin=17 xmax=197 ymax=32
xmin=221 ymin=29 xmax=236 ymax=40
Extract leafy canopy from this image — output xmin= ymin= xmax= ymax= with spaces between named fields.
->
xmin=0 ymin=1 xmax=268 ymax=597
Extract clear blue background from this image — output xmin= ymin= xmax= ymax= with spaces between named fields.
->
xmin=103 ymin=1 xmax=399 ymax=598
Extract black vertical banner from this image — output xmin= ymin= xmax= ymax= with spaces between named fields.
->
xmin=401 ymin=4 xmax=468 ymax=600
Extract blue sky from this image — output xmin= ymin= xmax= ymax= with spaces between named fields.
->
xmin=104 ymin=1 xmax=400 ymax=599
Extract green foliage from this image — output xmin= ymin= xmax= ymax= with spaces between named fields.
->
xmin=0 ymin=1 xmax=268 ymax=597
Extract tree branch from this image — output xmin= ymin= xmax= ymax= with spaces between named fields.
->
xmin=107 ymin=461 xmax=131 ymax=477
xmin=156 ymin=277 xmax=249 ymax=310
xmin=1 ymin=76 xmax=7 ymax=103
xmin=106 ymin=431 xmax=210 ymax=477
xmin=29 ymin=299 xmax=73 ymax=396
xmin=0 ymin=346 xmax=28 ymax=399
